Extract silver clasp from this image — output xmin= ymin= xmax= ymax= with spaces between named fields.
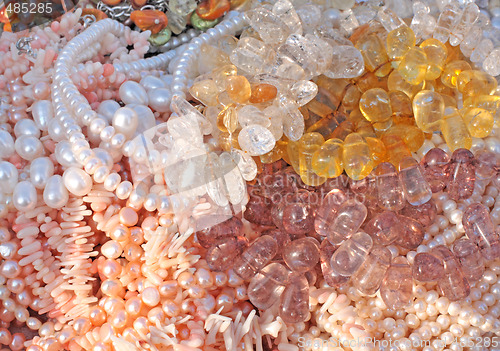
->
xmin=16 ymin=37 xmax=36 ymax=58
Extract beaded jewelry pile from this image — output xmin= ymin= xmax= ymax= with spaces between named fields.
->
xmin=1 ymin=0 xmax=500 ymax=350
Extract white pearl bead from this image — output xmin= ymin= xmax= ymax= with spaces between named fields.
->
xmin=119 ymin=81 xmax=149 ymax=105
xmin=14 ymin=119 xmax=40 ymax=138
xmin=13 ymin=181 xmax=37 ymax=211
xmin=0 ymin=130 xmax=15 ymax=159
xmin=30 ymin=157 xmax=54 ymax=189
xmin=31 ymin=100 xmax=53 ymax=131
xmin=55 ymin=141 xmax=80 ymax=168
xmin=128 ymin=104 xmax=156 ymax=135
xmin=43 ymin=175 xmax=69 ymax=209
xmin=148 ymin=88 xmax=172 ymax=113
xmin=97 ymin=100 xmax=120 ymax=124
xmin=63 ymin=167 xmax=93 ymax=196
xmin=112 ymin=107 xmax=139 ymax=139
xmin=140 ymin=75 xmax=166 ymax=91
xmin=14 ymin=135 xmax=44 ymax=161
xmin=0 ymin=161 xmax=18 ymax=193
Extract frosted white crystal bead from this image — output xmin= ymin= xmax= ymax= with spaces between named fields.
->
xmin=238 ymin=124 xmax=276 ymax=156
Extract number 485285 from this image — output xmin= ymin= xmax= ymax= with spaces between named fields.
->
xmin=6 ymin=2 xmax=52 ymax=14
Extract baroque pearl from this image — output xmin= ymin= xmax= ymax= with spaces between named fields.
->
xmin=112 ymin=107 xmax=139 ymax=139
xmin=0 ymin=162 xmax=18 ymax=193
xmin=0 ymin=131 xmax=15 ymax=159
xmin=148 ymin=88 xmax=172 ymax=112
xmin=119 ymin=81 xmax=149 ymax=105
xmin=63 ymin=167 xmax=93 ymax=196
xmin=30 ymin=157 xmax=54 ymax=189
xmin=43 ymin=175 xmax=69 ymax=209
xmin=13 ymin=181 xmax=37 ymax=211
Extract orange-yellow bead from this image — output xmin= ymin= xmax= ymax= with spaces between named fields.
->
xmin=129 ymin=10 xmax=168 ymax=34
xmin=312 ymin=138 xmax=344 ymax=178
xmin=441 ymin=107 xmax=472 ymax=152
xmin=249 ymin=84 xmax=278 ymax=104
xmin=441 ymin=60 xmax=471 ymax=88
xmin=389 ymin=91 xmax=412 ymax=117
xmin=342 ymin=133 xmax=374 ymax=180
xmin=456 ymin=70 xmax=498 ymax=98
xmin=420 ymin=38 xmax=448 ymax=80
xmin=366 ymin=136 xmax=387 ymax=166
xmin=387 ymin=26 xmax=415 ymax=61
xmin=298 ymin=133 xmax=326 ymax=186
xmin=398 ymin=47 xmax=428 ymax=85
xmin=381 ymin=135 xmax=411 ymax=168
xmin=359 ymin=88 xmax=393 ymax=123
xmin=383 ymin=124 xmax=424 ymax=152
xmin=461 ymin=107 xmax=494 ymax=138
xmin=196 ymin=0 xmax=230 ymax=20
xmin=387 ymin=69 xmax=424 ymax=99
xmin=226 ymin=76 xmax=251 ymax=103
xmin=355 ymin=34 xmax=392 ymax=77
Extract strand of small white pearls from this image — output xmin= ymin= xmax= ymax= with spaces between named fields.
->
xmin=153 ymin=28 xmax=201 ymax=53
xmin=168 ymin=11 xmax=247 ymax=106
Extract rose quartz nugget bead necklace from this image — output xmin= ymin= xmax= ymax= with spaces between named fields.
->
xmin=279 ymin=274 xmax=309 ymax=324
xmin=314 ymin=189 xmax=348 ymax=237
xmin=351 ymin=245 xmax=392 ymax=295
xmin=446 ymin=148 xmax=476 ymax=200
xmin=452 ymin=238 xmax=485 ymax=283
xmin=319 ymin=240 xmax=349 ymax=288
xmin=233 ymin=235 xmax=278 ymax=280
xmin=374 ymin=162 xmax=405 ymax=211
xmin=398 ymin=156 xmax=432 ymax=206
xmin=326 ymin=198 xmax=367 ymax=245
xmin=195 ymin=216 xmax=243 ymax=248
xmin=462 ymin=203 xmax=500 ymax=260
xmin=380 ymin=256 xmax=413 ymax=309
xmin=432 ymin=245 xmax=470 ymax=301
xmin=412 ymin=252 xmax=445 ymax=282
xmin=330 ymin=231 xmax=373 ymax=276
xmin=247 ymin=262 xmax=290 ymax=310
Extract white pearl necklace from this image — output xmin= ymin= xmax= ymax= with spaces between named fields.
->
xmin=47 ymin=11 xmax=247 ymax=205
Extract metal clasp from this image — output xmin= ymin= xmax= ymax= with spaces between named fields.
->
xmin=16 ymin=37 xmax=36 ymax=58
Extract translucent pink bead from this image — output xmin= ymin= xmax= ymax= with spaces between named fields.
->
xmin=462 ymin=203 xmax=500 ymax=260
xmin=279 ymin=274 xmax=309 ymax=323
xmin=314 ymin=189 xmax=348 ymax=237
xmin=330 ymin=231 xmax=373 ymax=276
xmin=195 ymin=217 xmax=242 ymax=249
xmin=248 ymin=263 xmax=289 ymax=310
xmin=452 ymin=238 xmax=484 ymax=283
xmin=364 ymin=211 xmax=399 ymax=245
xmin=374 ymin=162 xmax=405 ymax=211
xmin=326 ymin=199 xmax=367 ymax=245
xmin=352 ymin=245 xmax=392 ymax=295
xmin=281 ymin=190 xmax=316 ymax=235
xmin=398 ymin=156 xmax=432 ymax=206
xmin=261 ymin=228 xmax=291 ymax=257
xmin=394 ymin=215 xmax=425 ymax=250
xmin=446 ymin=149 xmax=475 ymax=200
xmin=233 ymin=235 xmax=278 ymax=280
xmin=206 ymin=236 xmax=248 ymax=272
xmin=380 ymin=256 xmax=413 ymax=309
xmin=412 ymin=252 xmax=445 ymax=282
xmin=319 ymin=240 xmax=349 ymax=287
xmin=432 ymin=245 xmax=470 ymax=301
xmin=283 ymin=238 xmax=320 ymax=273
xmin=420 ymin=148 xmax=450 ymax=193
xmin=475 ymin=150 xmax=499 ymax=180
xmin=399 ymin=199 xmax=437 ymax=228
xmin=244 ymin=188 xmax=274 ymax=225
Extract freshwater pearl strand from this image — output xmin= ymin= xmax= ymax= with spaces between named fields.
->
xmin=47 ymin=12 xmax=247 ymax=206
